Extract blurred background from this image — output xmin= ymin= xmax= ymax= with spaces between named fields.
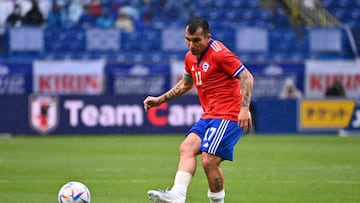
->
xmin=0 ymin=0 xmax=359 ymax=135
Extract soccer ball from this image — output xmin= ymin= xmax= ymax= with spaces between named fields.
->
xmin=58 ymin=181 xmax=91 ymax=203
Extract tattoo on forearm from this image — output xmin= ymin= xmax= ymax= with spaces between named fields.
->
xmin=240 ymin=72 xmax=253 ymax=107
xmin=242 ymin=95 xmax=249 ymax=107
xmin=164 ymin=85 xmax=182 ymax=101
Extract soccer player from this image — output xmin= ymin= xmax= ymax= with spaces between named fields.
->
xmin=143 ymin=16 xmax=254 ymax=203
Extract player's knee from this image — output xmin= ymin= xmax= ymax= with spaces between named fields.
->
xmin=201 ymin=155 xmax=212 ymax=169
xmin=179 ymin=133 xmax=201 ymax=157
xmin=179 ymin=141 xmax=197 ymax=157
xmin=201 ymin=153 xmax=221 ymax=170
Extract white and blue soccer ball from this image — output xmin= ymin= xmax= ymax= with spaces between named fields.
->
xmin=58 ymin=181 xmax=91 ymax=203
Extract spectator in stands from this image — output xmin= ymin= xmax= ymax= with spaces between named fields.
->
xmin=115 ymin=12 xmax=134 ymax=32
xmin=23 ymin=0 xmax=44 ymax=25
xmin=68 ymin=0 xmax=84 ymax=26
xmin=88 ymin=0 xmax=102 ymax=18
xmin=36 ymin=0 xmax=52 ymax=20
xmin=0 ymin=0 xmax=14 ymax=26
xmin=47 ymin=2 xmax=66 ymax=28
xmin=279 ymin=78 xmax=303 ymax=99
xmin=119 ymin=5 xmax=140 ymax=21
xmin=140 ymin=8 xmax=153 ymax=28
xmin=95 ymin=10 xmax=114 ymax=28
xmin=138 ymin=0 xmax=154 ymax=28
xmin=6 ymin=4 xmax=24 ymax=27
xmin=109 ymin=0 xmax=122 ymax=18
xmin=77 ymin=5 xmax=95 ymax=28
xmin=325 ymin=79 xmax=346 ymax=97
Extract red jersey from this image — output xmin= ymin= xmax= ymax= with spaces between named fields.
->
xmin=184 ymin=39 xmax=245 ymax=121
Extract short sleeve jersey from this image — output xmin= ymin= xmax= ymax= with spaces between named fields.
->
xmin=184 ymin=39 xmax=245 ymax=121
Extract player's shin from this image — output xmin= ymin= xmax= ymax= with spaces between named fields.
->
xmin=170 ymin=171 xmax=192 ymax=199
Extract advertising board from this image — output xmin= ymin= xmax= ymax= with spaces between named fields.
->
xmin=0 ymin=95 xmax=201 ymax=135
xmin=0 ymin=63 xmax=32 ymax=94
xmin=305 ymin=60 xmax=360 ymax=99
xmin=299 ymin=100 xmax=360 ymax=132
xmin=106 ymin=63 xmax=170 ymax=95
xmin=33 ymin=60 xmax=105 ymax=94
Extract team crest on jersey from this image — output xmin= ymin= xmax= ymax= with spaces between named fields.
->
xmin=202 ymin=62 xmax=210 ymax=72
xmin=29 ymin=95 xmax=59 ymax=134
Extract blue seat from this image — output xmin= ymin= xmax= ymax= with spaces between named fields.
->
xmin=195 ymin=0 xmax=212 ymax=8
xmin=230 ymin=0 xmax=247 ymax=8
xmin=351 ymin=8 xmax=360 ymax=18
xmin=242 ymin=10 xmax=257 ymax=20
xmin=225 ymin=9 xmax=243 ymax=21
xmin=338 ymin=0 xmax=352 ymax=8
xmin=208 ymin=9 xmax=224 ymax=21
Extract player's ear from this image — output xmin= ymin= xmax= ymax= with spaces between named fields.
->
xmin=207 ymin=33 xmax=211 ymax=40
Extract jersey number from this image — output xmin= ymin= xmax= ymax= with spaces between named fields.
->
xmin=194 ymin=71 xmax=202 ymax=86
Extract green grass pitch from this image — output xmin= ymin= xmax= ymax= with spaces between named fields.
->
xmin=0 ymin=134 xmax=359 ymax=203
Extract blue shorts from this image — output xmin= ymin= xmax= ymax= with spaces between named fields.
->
xmin=186 ymin=118 xmax=244 ymax=161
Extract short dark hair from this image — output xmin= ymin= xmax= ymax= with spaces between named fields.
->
xmin=185 ymin=16 xmax=210 ymax=35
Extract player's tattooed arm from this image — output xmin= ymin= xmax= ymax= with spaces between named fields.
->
xmin=164 ymin=84 xmax=182 ymax=101
xmin=162 ymin=72 xmax=193 ymax=102
xmin=238 ymin=68 xmax=254 ymax=107
xmin=143 ymin=73 xmax=193 ymax=111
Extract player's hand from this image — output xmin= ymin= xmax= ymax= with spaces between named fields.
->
xmin=238 ymin=108 xmax=252 ymax=132
xmin=143 ymin=96 xmax=162 ymax=112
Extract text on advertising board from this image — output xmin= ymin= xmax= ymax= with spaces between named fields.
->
xmin=64 ymin=100 xmax=202 ymax=127
xmin=34 ymin=60 xmax=104 ymax=94
xmin=305 ymin=60 xmax=360 ymax=99
xmin=300 ymin=100 xmax=355 ymax=129
xmin=38 ymin=74 xmax=99 ymax=93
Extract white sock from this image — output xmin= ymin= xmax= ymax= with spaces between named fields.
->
xmin=170 ymin=171 xmax=192 ymax=199
xmin=208 ymin=189 xmax=225 ymax=203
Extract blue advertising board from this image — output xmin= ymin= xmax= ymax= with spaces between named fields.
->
xmin=0 ymin=95 xmax=201 ymax=135
xmin=247 ymin=63 xmax=304 ymax=99
xmin=0 ymin=95 xmax=30 ymax=133
xmin=0 ymin=63 xmax=32 ymax=94
xmin=1 ymin=95 xmax=358 ymax=135
xmin=253 ymin=99 xmax=298 ymax=134
xmin=105 ymin=63 xmax=171 ymax=95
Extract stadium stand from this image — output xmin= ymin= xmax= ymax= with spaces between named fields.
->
xmin=0 ymin=0 xmax=359 ymax=63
